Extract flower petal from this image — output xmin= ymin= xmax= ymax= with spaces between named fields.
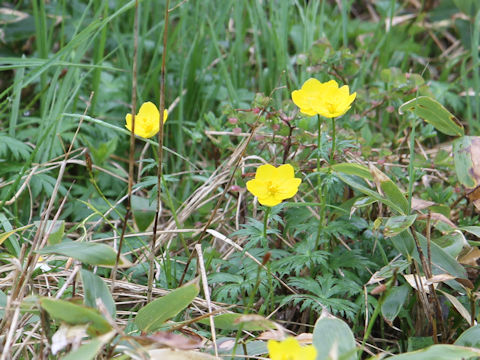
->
xmin=301 ymin=78 xmax=322 ymax=92
xmin=258 ymin=196 xmax=281 ymax=207
xmin=125 ymin=113 xmax=133 ymax=131
xmin=276 ymin=164 xmax=294 ymax=179
xmin=138 ymin=101 xmax=160 ymax=121
xmin=255 ymin=164 xmax=277 ymax=181
xmin=246 ymin=179 xmax=268 ymax=198
xmin=277 ymin=178 xmax=301 ymax=199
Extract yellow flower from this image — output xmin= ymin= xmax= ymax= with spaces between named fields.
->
xmin=291 ymin=78 xmax=356 ymax=118
xmin=246 ymin=164 xmax=301 ymax=207
xmin=125 ymin=101 xmax=168 ymax=139
xmin=268 ymin=337 xmax=317 ymax=360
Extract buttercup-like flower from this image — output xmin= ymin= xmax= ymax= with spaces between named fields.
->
xmin=291 ymin=78 xmax=356 ymax=118
xmin=246 ymin=164 xmax=301 ymax=207
xmin=268 ymin=337 xmax=317 ymax=360
xmin=125 ymin=101 xmax=168 ymax=139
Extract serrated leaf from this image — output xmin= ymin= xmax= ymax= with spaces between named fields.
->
xmin=399 ymin=96 xmax=464 ymax=136
xmin=40 ymin=298 xmax=112 ymax=336
xmin=135 ymin=281 xmax=200 ymax=332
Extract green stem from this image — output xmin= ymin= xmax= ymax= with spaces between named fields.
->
xmin=263 ymin=207 xmax=271 ymax=241
xmin=315 ymin=115 xmax=324 ymax=248
xmin=329 ymin=117 xmax=336 ymax=164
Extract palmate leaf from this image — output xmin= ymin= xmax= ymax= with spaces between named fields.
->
xmin=0 ymin=134 xmax=32 ymax=160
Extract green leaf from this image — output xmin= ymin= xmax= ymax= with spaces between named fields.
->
xmin=331 ymin=163 xmax=373 ymax=181
xmin=63 ymin=332 xmax=115 ymax=360
xmin=135 ymin=281 xmax=200 ymax=332
xmin=385 ymin=344 xmax=480 ymax=360
xmin=399 ymin=96 xmax=464 ymax=136
xmin=382 ymin=285 xmax=409 ymax=323
xmin=455 ymin=325 xmax=480 ymax=349
xmin=80 ymin=270 xmax=116 ymax=317
xmin=334 ymin=173 xmax=404 ymax=214
xmin=198 ymin=313 xmax=277 ymax=331
xmin=37 ymin=240 xmax=127 ymax=267
xmin=432 ymin=231 xmax=467 ymax=258
xmin=40 ymin=298 xmax=112 ymax=336
xmin=0 ymin=289 xmax=7 ymax=320
xmin=34 ymin=220 xmax=64 ymax=245
xmin=313 ymin=317 xmax=356 ymax=360
xmin=0 ymin=224 xmax=34 ymax=246
xmin=370 ymin=164 xmax=409 ymax=215
xmin=131 ymin=195 xmax=157 ymax=232
xmin=383 ymin=215 xmax=417 ymax=237
xmin=453 ymin=136 xmax=480 ymax=189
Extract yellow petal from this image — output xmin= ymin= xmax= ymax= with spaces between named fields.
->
xmin=258 ymin=195 xmax=281 ymax=207
xmin=276 ymin=164 xmax=294 ymax=179
xmin=162 ymin=109 xmax=168 ymax=123
xmin=301 ymin=78 xmax=322 ymax=92
xmin=255 ymin=164 xmax=277 ymax=181
xmin=138 ymin=101 xmax=160 ymax=121
xmin=277 ymin=178 xmax=301 ymax=199
xmin=246 ymin=179 xmax=268 ymax=198
xmin=125 ymin=113 xmax=133 ymax=131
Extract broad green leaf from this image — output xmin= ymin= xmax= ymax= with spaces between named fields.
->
xmin=313 ymin=317 xmax=356 ymax=360
xmin=0 ymin=224 xmax=34 ymax=246
xmin=453 ymin=136 xmax=480 ymax=189
xmin=452 ymin=0 xmax=480 ymax=15
xmin=383 ymin=215 xmax=417 ymax=237
xmin=334 ymin=173 xmax=404 ymax=214
xmin=37 ymin=240 xmax=129 ymax=267
xmin=460 ymin=226 xmax=480 ymax=238
xmin=131 ymin=195 xmax=157 ymax=232
xmin=390 ymin=231 xmax=466 ymax=279
xmin=432 ymin=231 xmax=467 ymax=258
xmin=399 ymin=96 xmax=464 ymax=136
xmin=382 ymin=285 xmax=409 ymax=323
xmin=63 ymin=331 xmax=115 ymax=360
xmin=34 ymin=220 xmax=64 ymax=245
xmin=455 ymin=325 xmax=480 ymax=348
xmin=135 ymin=281 xmax=200 ymax=332
xmin=40 ymin=298 xmax=112 ymax=335
xmin=370 ymin=164 xmax=409 ymax=215
xmin=198 ymin=313 xmax=277 ymax=331
xmin=0 ymin=289 xmax=7 ymax=320
xmin=385 ymin=344 xmax=480 ymax=360
xmin=331 ymin=163 xmax=373 ymax=181
xmin=80 ymin=270 xmax=116 ymax=317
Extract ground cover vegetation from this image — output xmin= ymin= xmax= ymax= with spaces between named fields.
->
xmin=1 ymin=0 xmax=480 ymax=359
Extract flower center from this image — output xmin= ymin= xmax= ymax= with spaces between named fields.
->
xmin=266 ymin=181 xmax=279 ymax=196
xmin=326 ymin=102 xmax=337 ymax=114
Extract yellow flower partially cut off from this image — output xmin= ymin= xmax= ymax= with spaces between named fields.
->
xmin=246 ymin=164 xmax=301 ymax=207
xmin=125 ymin=101 xmax=168 ymax=139
xmin=291 ymin=78 xmax=356 ymax=118
xmin=268 ymin=337 xmax=317 ymax=360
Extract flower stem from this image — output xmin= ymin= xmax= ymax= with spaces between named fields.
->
xmin=315 ymin=115 xmax=324 ymax=248
xmin=263 ymin=207 xmax=271 ymax=241
xmin=329 ymin=117 xmax=336 ymax=164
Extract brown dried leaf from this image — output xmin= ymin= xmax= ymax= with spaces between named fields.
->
xmin=458 ymin=247 xmax=480 ymax=266
xmin=133 ymin=331 xmax=202 ymax=350
xmin=411 ymin=197 xmax=435 ymax=211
